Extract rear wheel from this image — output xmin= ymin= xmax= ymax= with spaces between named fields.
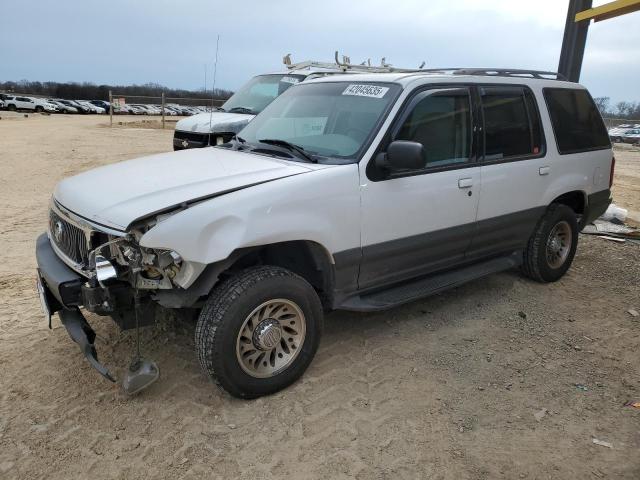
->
xmin=35 ymin=106 xmax=44 ymax=113
xmin=522 ymin=204 xmax=578 ymax=283
xmin=195 ymin=266 xmax=323 ymax=398
xmin=7 ymin=104 xmax=16 ymax=111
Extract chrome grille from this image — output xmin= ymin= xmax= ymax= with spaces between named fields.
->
xmin=49 ymin=209 xmax=90 ymax=267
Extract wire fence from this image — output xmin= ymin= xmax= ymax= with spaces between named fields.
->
xmin=602 ymin=117 xmax=640 ymax=129
xmin=108 ymin=91 xmax=226 ymax=128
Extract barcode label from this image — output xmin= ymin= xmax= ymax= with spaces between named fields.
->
xmin=342 ymin=84 xmax=389 ymax=98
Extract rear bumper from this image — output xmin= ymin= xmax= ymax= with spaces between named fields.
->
xmin=583 ymin=189 xmax=612 ymax=226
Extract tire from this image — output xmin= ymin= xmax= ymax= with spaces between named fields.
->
xmin=522 ymin=204 xmax=578 ymax=283
xmin=195 ymin=266 xmax=323 ymax=399
xmin=7 ymin=104 xmax=16 ymax=111
xmin=35 ymin=106 xmax=44 ymax=113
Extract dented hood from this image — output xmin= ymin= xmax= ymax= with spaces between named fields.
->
xmin=54 ymin=147 xmax=312 ymax=230
xmin=175 ymin=111 xmax=254 ymax=134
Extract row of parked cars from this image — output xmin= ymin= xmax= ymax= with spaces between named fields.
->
xmin=608 ymin=124 xmax=640 ymax=144
xmin=0 ymin=93 xmax=212 ymax=116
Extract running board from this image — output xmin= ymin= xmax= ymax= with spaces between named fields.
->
xmin=339 ymin=252 xmax=522 ymax=312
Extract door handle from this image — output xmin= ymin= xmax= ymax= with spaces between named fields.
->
xmin=539 ymin=166 xmax=550 ymax=176
xmin=458 ymin=178 xmax=473 ymax=188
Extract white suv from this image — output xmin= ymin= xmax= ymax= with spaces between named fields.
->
xmin=36 ymin=69 xmax=613 ymax=398
xmin=4 ymin=96 xmax=57 ymax=112
xmin=4 ymin=95 xmax=37 ymax=111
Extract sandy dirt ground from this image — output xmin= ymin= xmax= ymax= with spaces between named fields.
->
xmin=0 ymin=114 xmax=639 ymax=480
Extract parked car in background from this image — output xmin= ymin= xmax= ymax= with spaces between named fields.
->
xmin=607 ymin=123 xmax=640 ymax=137
xmin=619 ymin=128 xmax=640 ymax=144
xmin=164 ymin=105 xmax=183 ymax=116
xmin=47 ymin=99 xmax=78 ymax=113
xmin=173 ymin=59 xmax=358 ymax=150
xmin=0 ymin=99 xmax=4 ymax=110
xmin=33 ymin=98 xmax=59 ymax=113
xmin=4 ymin=96 xmax=57 ymax=113
xmin=610 ymin=127 xmax=637 ymax=143
xmin=89 ymin=100 xmax=112 ymax=112
xmin=125 ymin=105 xmax=146 ymax=115
xmin=3 ymin=95 xmax=37 ymax=111
xmin=112 ymin=103 xmax=133 ymax=114
xmin=56 ymin=99 xmax=91 ymax=114
xmin=76 ymin=100 xmax=105 ymax=114
xmin=160 ymin=106 xmax=178 ymax=116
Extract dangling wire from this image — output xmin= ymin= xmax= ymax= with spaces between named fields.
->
xmin=209 ymin=34 xmax=220 ymax=128
xmin=133 ymin=289 xmax=141 ymax=364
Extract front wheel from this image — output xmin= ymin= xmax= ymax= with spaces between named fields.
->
xmin=195 ymin=266 xmax=323 ymax=398
xmin=522 ymin=204 xmax=578 ymax=283
xmin=35 ymin=106 xmax=44 ymax=113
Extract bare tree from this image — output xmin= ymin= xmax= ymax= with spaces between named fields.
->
xmin=593 ymin=97 xmax=610 ymax=116
xmin=616 ymin=101 xmax=632 ymax=117
xmin=0 ymin=80 xmax=233 ymax=102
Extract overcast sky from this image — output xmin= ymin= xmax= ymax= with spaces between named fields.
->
xmin=1 ymin=0 xmax=638 ymax=103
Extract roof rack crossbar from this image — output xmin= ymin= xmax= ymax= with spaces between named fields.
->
xmin=450 ymin=68 xmax=568 ymax=81
xmin=283 ymin=51 xmax=428 ymax=74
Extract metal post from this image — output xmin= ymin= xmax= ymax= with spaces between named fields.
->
xmin=558 ymin=0 xmax=593 ymax=82
xmin=161 ymin=92 xmax=165 ymax=129
xmin=109 ymin=90 xmax=113 ymax=127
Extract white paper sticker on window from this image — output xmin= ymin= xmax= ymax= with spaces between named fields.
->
xmin=280 ymin=76 xmax=301 ymax=84
xmin=342 ymin=84 xmax=389 ymax=98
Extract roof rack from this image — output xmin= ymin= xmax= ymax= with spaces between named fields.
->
xmin=282 ymin=53 xmax=570 ymax=81
xmin=449 ymin=68 xmax=569 ymax=81
xmin=403 ymin=67 xmax=569 ymax=81
xmin=282 ymin=51 xmax=426 ymax=73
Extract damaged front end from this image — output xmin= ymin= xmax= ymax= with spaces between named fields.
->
xmin=36 ymin=200 xmax=188 ymax=385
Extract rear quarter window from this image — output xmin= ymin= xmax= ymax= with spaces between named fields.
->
xmin=543 ymin=88 xmax=610 ymax=154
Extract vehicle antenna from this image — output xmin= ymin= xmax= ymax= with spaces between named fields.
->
xmin=209 ymin=34 xmax=220 ymax=128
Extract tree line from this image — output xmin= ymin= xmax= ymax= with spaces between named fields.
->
xmin=0 ymin=80 xmax=233 ymax=101
xmin=593 ymin=97 xmax=640 ymax=119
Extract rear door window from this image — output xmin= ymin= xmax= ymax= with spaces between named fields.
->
xmin=480 ymin=87 xmax=543 ymax=160
xmin=543 ymin=88 xmax=610 ymax=154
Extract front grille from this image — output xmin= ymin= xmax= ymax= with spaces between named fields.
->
xmin=49 ymin=209 xmax=90 ymax=267
xmin=174 ymin=131 xmax=210 ymax=142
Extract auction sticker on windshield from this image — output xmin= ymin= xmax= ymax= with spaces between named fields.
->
xmin=342 ymin=84 xmax=389 ymax=98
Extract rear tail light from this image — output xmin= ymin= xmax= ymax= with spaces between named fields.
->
xmin=609 ymin=155 xmax=615 ymax=188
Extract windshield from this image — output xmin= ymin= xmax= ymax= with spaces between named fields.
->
xmin=237 ymin=81 xmax=400 ymax=161
xmin=222 ymin=74 xmax=306 ymax=114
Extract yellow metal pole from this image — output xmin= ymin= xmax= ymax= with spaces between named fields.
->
xmin=575 ymin=0 xmax=640 ymax=22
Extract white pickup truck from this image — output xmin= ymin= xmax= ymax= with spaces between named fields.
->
xmin=37 ymin=68 xmax=613 ymax=398
xmin=173 ymin=60 xmax=355 ymax=151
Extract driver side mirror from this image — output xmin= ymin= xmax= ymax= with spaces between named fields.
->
xmin=376 ymin=140 xmax=426 ymax=172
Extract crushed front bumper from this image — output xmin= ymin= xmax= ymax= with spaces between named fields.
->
xmin=36 ymin=233 xmax=115 ymax=382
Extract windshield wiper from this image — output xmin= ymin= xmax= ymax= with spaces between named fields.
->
xmin=258 ymin=139 xmax=317 ymax=163
xmin=228 ymin=106 xmax=255 ymax=114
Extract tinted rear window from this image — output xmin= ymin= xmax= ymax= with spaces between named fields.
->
xmin=543 ymin=88 xmax=610 ymax=154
